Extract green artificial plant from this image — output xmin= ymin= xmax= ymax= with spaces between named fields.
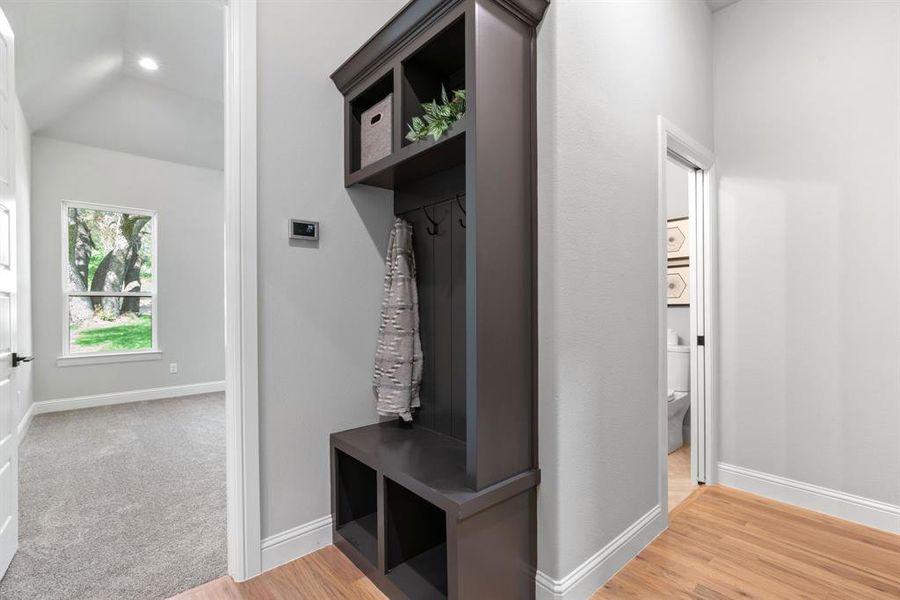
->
xmin=405 ymin=86 xmax=466 ymax=142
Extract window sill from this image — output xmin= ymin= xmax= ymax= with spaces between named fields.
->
xmin=57 ymin=350 xmax=163 ymax=367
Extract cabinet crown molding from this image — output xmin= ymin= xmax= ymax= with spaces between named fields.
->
xmin=330 ymin=0 xmax=549 ymax=95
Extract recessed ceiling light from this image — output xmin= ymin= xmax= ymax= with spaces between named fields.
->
xmin=138 ymin=57 xmax=159 ymax=71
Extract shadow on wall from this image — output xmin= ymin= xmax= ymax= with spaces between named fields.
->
xmin=283 ymin=187 xmax=392 ymax=258
xmin=349 ymin=186 xmax=394 ymax=261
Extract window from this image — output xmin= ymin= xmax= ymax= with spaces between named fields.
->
xmin=61 ymin=201 xmax=158 ymax=361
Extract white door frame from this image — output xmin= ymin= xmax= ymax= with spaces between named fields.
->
xmin=656 ymin=116 xmax=717 ymax=517
xmin=224 ymin=0 xmax=261 ymax=582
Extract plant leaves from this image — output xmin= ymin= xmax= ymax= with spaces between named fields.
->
xmin=403 ymin=88 xmax=467 ymax=144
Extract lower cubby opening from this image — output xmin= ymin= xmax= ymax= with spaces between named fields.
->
xmin=335 ymin=450 xmax=378 ymax=565
xmin=385 ymin=477 xmax=448 ymax=599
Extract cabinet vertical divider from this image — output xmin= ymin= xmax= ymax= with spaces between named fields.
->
xmin=376 ymin=472 xmax=387 ymax=575
xmin=444 ymin=511 xmax=460 ymax=599
xmin=392 ymin=61 xmax=403 ymax=161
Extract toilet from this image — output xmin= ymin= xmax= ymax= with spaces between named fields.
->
xmin=667 ymin=344 xmax=690 ymax=453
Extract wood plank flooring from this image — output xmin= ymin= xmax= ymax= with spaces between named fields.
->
xmin=595 ymin=486 xmax=900 ymax=599
xmin=172 ymin=486 xmax=900 ymax=600
xmin=169 ymin=546 xmax=386 ymax=600
xmin=667 ymin=444 xmax=698 ymax=511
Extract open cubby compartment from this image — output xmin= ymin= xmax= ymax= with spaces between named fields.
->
xmin=349 ymin=70 xmax=395 ymax=173
xmin=384 ymin=477 xmax=448 ymax=599
xmin=400 ymin=16 xmax=465 ymax=148
xmin=334 ymin=450 xmax=378 ymax=565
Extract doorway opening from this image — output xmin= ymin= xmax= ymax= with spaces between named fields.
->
xmin=657 ymin=118 xmax=716 ymax=515
xmin=0 ymin=1 xmax=260 ymax=597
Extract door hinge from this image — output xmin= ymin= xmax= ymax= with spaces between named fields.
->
xmin=697 ymin=335 xmax=705 ymax=346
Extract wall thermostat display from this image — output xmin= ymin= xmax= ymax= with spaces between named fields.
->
xmin=290 ymin=219 xmax=319 ymax=241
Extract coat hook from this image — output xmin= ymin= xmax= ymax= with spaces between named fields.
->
xmin=423 ymin=206 xmax=439 ymax=236
xmin=456 ymin=195 xmax=466 ymax=229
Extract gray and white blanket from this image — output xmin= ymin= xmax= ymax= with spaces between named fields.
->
xmin=373 ymin=218 xmax=423 ymax=421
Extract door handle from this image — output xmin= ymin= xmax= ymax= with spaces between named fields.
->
xmin=12 ymin=353 xmax=33 ymax=367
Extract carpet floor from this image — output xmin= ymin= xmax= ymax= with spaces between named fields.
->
xmin=0 ymin=393 xmax=227 ymax=600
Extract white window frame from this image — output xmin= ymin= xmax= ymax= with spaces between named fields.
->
xmin=58 ymin=200 xmax=160 ymax=366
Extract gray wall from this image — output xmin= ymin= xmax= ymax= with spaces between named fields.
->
xmin=31 ymin=136 xmax=225 ymax=401
xmin=256 ymin=0 xmax=402 ymax=539
xmin=536 ymin=0 xmax=713 ymax=580
xmin=665 ymin=158 xmax=690 ymax=346
xmin=714 ymin=0 xmax=900 ymax=505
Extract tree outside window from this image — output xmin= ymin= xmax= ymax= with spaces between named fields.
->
xmin=63 ymin=202 xmax=157 ymax=355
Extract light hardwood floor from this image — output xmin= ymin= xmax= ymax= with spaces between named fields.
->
xmin=173 ymin=486 xmax=900 ymax=600
xmin=170 ymin=546 xmax=386 ymax=600
xmin=667 ymin=444 xmax=698 ymax=511
xmin=595 ymin=486 xmax=900 ymax=599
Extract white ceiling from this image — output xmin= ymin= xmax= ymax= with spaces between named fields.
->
xmin=120 ymin=0 xmax=224 ymax=104
xmin=0 ymin=0 xmax=224 ymax=169
xmin=39 ymin=74 xmax=224 ymax=171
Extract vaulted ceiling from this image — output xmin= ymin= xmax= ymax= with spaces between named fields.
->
xmin=0 ymin=0 xmax=224 ymax=170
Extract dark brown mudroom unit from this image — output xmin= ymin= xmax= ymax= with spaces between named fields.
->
xmin=329 ymin=0 xmax=547 ymax=597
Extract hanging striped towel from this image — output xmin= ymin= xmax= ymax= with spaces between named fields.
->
xmin=373 ymin=218 xmax=422 ymax=421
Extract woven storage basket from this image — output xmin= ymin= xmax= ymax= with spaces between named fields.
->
xmin=360 ymin=94 xmax=392 ymax=168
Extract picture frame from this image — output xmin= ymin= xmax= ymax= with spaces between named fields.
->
xmin=667 ymin=216 xmax=689 ymax=261
xmin=667 ymin=263 xmax=690 ymax=306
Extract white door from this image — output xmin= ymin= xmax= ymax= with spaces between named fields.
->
xmin=0 ymin=7 xmax=16 ymax=579
xmin=687 ymin=166 xmax=708 ymax=483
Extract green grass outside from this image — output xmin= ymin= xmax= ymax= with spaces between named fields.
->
xmin=72 ymin=315 xmax=152 ymax=351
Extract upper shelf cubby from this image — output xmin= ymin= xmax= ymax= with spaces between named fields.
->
xmin=342 ymin=15 xmax=467 ymax=190
xmin=348 ymin=70 xmax=395 ymax=174
xmin=400 ymin=17 xmax=465 ymax=148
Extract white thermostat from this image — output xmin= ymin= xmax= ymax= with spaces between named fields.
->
xmin=290 ymin=219 xmax=319 ymax=241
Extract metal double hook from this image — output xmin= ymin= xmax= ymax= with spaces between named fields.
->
xmin=423 ymin=206 xmax=439 ymax=236
xmin=456 ymin=196 xmax=466 ymax=229
xmin=413 ymin=193 xmax=466 ymax=236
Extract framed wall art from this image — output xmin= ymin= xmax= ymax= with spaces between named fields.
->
xmin=667 ymin=263 xmax=690 ymax=306
xmin=667 ymin=216 xmax=689 ymax=261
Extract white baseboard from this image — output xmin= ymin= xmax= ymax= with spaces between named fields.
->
xmin=717 ymin=462 xmax=900 ymax=534
xmin=535 ymin=505 xmax=664 ymax=600
xmin=16 ymin=401 xmax=35 ymax=444
xmin=34 ymin=381 xmax=226 ymax=415
xmin=261 ymin=515 xmax=333 ymax=572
